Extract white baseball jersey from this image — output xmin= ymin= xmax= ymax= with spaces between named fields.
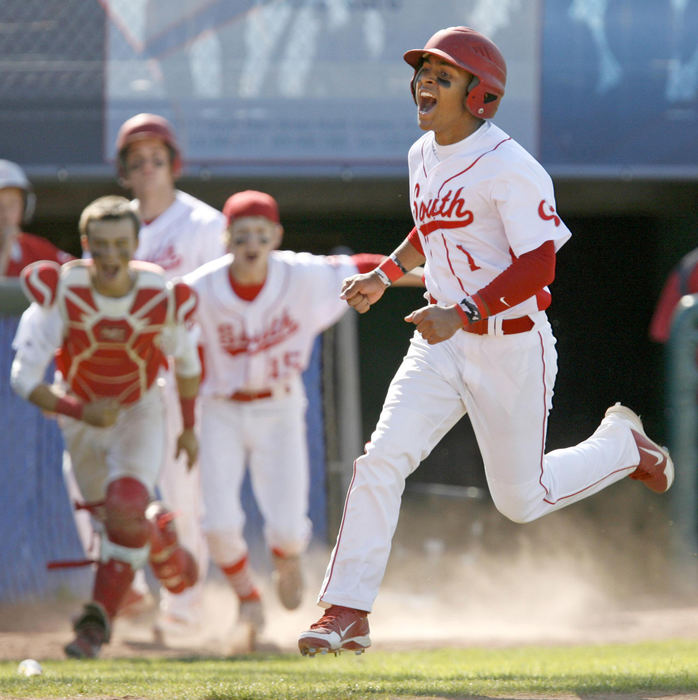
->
xmin=316 ymin=122 xmax=643 ymax=613
xmin=135 ymin=190 xmax=226 ymax=278
xmin=185 ymin=250 xmax=358 ymax=397
xmin=409 ymin=121 xmax=571 ymax=315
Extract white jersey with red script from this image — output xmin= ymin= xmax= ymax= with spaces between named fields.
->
xmin=182 ymin=250 xmax=358 ymax=567
xmin=134 ymin=190 xmax=225 ymax=278
xmin=185 ymin=250 xmax=358 ymax=398
xmin=410 ymin=121 xmax=571 ymax=315
xmin=316 ymin=122 xmax=644 ymax=614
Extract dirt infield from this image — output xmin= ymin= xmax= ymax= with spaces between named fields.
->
xmin=1 ymin=489 xmax=696 ymax=700
xmin=3 ymin=488 xmax=698 ymax=661
xmin=1 ymin=563 xmax=697 ymax=661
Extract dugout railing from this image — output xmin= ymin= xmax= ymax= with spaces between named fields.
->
xmin=667 ymin=294 xmax=698 ymax=587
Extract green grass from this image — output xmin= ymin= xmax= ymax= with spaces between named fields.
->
xmin=1 ymin=640 xmax=697 ymax=699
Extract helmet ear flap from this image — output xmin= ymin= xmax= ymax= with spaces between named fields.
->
xmin=465 ymin=82 xmax=500 ymax=119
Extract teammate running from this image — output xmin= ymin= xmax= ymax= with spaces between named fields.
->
xmin=298 ymin=26 xmax=674 ymax=657
xmin=185 ymin=190 xmax=423 ymax=643
xmin=10 ymin=195 xmax=201 ymax=658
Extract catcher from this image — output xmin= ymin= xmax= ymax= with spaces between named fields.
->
xmin=10 ymin=195 xmax=201 ymax=658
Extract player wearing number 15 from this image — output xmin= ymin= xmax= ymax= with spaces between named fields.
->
xmin=184 ymin=190 xmax=423 ymax=640
xmin=298 ymin=25 xmax=674 ymax=657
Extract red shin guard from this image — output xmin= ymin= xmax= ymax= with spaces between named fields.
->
xmin=93 ymin=477 xmax=151 ymax=619
xmin=92 ymin=558 xmax=136 ymax=619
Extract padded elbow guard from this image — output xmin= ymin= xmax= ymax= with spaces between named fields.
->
xmin=146 ymin=502 xmax=198 ymax=594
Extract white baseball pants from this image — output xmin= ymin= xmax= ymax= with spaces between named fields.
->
xmin=199 ymin=379 xmax=312 ymax=567
xmin=60 ymin=383 xmax=164 ymax=502
xmin=318 ymin=315 xmax=640 ymax=612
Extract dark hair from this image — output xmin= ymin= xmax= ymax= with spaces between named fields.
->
xmin=79 ymin=195 xmax=140 ymax=238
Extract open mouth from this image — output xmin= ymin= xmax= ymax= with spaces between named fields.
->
xmin=99 ymin=263 xmax=121 ymax=280
xmin=418 ymin=91 xmax=437 ymax=114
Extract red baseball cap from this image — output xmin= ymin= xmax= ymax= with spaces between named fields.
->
xmin=223 ymin=190 xmax=280 ymax=226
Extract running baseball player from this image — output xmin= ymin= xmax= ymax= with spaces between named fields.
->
xmin=184 ymin=190 xmax=423 ymax=642
xmin=0 ymin=159 xmax=73 ymax=275
xmin=298 ymin=26 xmax=674 ymax=657
xmin=115 ymin=113 xmax=226 ymax=636
xmin=10 ymin=195 xmax=201 ymax=658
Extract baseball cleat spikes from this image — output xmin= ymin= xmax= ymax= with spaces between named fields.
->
xmin=298 ymin=604 xmax=371 ymax=657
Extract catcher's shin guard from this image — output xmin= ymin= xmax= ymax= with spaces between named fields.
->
xmin=93 ymin=477 xmax=151 ymax=619
xmin=146 ymin=502 xmax=198 ymax=594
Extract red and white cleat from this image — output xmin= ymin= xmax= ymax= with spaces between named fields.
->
xmin=298 ymin=605 xmax=371 ymax=657
xmin=605 ymin=403 xmax=674 ymax=493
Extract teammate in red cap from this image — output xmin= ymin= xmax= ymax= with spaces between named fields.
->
xmin=114 ymin=113 xmax=226 ymax=639
xmin=184 ymin=190 xmax=423 ymax=648
xmin=10 ymin=195 xmax=201 ymax=658
xmin=297 ymin=25 xmax=674 ymax=657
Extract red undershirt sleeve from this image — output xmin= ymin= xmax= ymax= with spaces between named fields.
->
xmin=406 ymin=227 xmax=423 ymax=255
xmin=350 ymin=253 xmax=386 ymax=274
xmin=473 ymin=240 xmax=556 ymax=317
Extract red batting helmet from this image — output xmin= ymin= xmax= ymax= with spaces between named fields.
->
xmin=115 ymin=113 xmax=182 ymax=176
xmin=403 ymin=26 xmax=507 ymax=119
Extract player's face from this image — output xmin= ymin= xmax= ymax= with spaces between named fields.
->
xmin=83 ymin=218 xmax=138 ymax=297
xmin=413 ymin=56 xmax=476 ymax=145
xmin=121 ymin=139 xmax=175 ymax=196
xmin=227 ymin=216 xmax=282 ymax=283
xmin=0 ymin=187 xmax=25 ymax=231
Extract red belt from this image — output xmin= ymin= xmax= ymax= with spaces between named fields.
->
xmin=229 ymin=389 xmax=274 ymax=402
xmin=429 ymin=295 xmax=534 ymax=335
xmin=464 ymin=316 xmax=534 ymax=335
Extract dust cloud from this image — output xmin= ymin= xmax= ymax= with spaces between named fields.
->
xmin=142 ymin=484 xmax=696 ymax=654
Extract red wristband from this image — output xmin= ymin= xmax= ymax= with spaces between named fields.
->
xmin=180 ymin=397 xmax=196 ymax=429
xmin=55 ymin=395 xmax=85 ymax=420
xmin=378 ymin=257 xmax=404 ymax=283
xmin=454 ymin=304 xmax=471 ymax=327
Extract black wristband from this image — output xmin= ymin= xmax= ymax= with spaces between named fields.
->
xmin=459 ymin=296 xmax=482 ymax=323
